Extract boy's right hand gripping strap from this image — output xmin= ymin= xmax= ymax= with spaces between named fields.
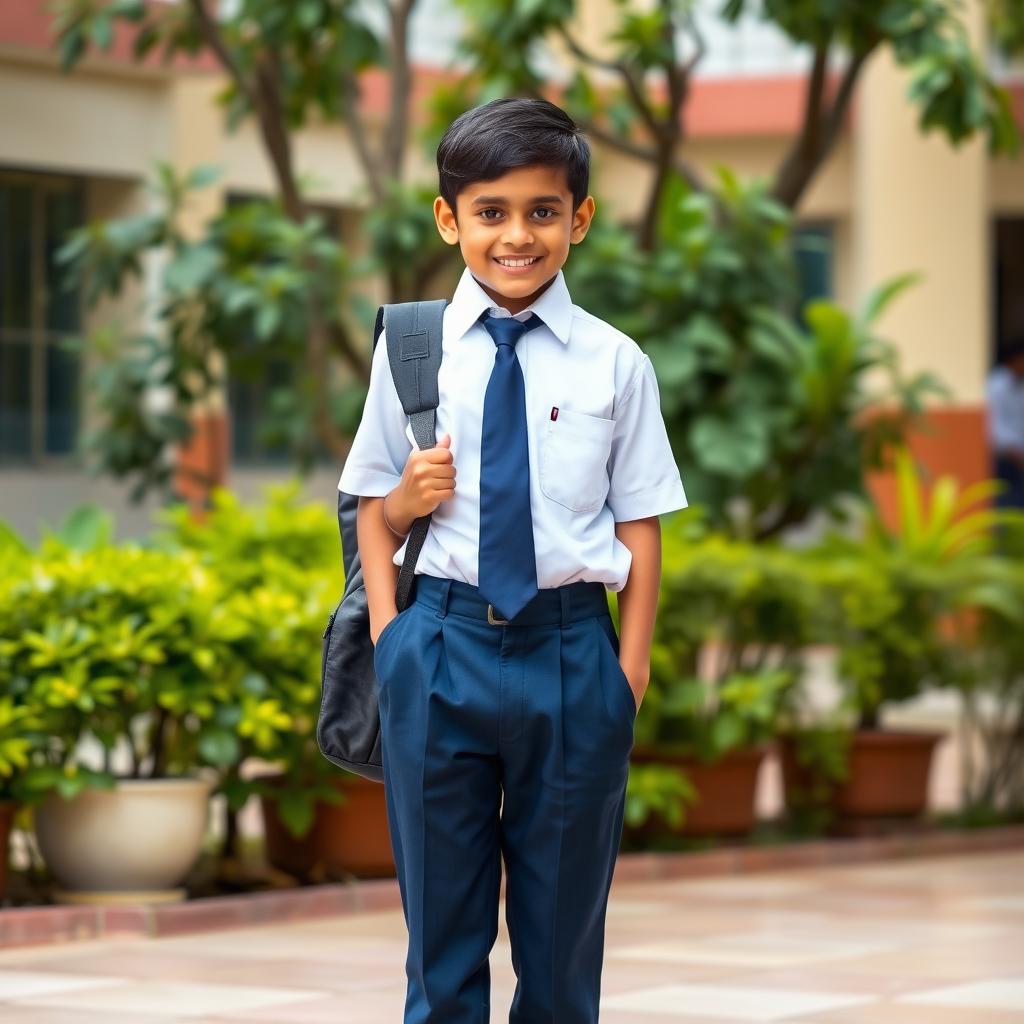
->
xmin=382 ymin=299 xmax=448 ymax=611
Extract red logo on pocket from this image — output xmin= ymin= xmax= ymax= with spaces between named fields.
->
xmin=551 ymin=406 xmax=559 ymax=421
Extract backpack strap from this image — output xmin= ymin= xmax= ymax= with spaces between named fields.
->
xmin=374 ymin=299 xmax=449 ymax=611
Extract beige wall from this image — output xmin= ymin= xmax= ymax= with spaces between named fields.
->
xmin=852 ymin=0 xmax=991 ymax=407
xmin=0 ymin=58 xmax=166 ymax=179
xmin=221 ymin=117 xmax=370 ymax=207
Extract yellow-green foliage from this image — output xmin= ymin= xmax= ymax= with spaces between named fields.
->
xmin=0 ymin=488 xmax=341 ymax=834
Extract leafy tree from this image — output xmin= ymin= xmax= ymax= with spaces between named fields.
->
xmin=452 ymin=0 xmax=1019 ymax=249
xmin=60 ymin=164 xmax=351 ymax=494
xmin=989 ymin=0 xmax=1024 ymax=57
xmin=52 ymin=0 xmax=1017 ymax=537
xmin=567 ymin=173 xmax=947 ymax=537
xmin=56 ymin=0 xmax=456 ymax=471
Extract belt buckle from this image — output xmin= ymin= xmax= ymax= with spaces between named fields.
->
xmin=487 ymin=604 xmax=509 ymax=625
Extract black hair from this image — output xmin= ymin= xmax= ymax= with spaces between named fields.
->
xmin=436 ymin=97 xmax=591 ymax=219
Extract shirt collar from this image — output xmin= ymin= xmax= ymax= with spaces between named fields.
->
xmin=447 ymin=265 xmax=573 ymax=346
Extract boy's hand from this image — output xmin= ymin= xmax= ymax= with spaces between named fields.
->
xmin=621 ymin=657 xmax=650 ymax=713
xmin=370 ymin=611 xmax=398 ymax=647
xmin=389 ymin=433 xmax=456 ymax=528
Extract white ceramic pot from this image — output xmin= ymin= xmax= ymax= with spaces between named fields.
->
xmin=35 ymin=776 xmax=212 ymax=903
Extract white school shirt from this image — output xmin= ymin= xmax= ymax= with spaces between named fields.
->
xmin=337 ymin=265 xmax=687 ymax=592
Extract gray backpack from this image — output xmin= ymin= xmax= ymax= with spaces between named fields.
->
xmin=317 ymin=299 xmax=449 ymax=782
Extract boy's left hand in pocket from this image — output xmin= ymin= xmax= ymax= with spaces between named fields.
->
xmin=620 ymin=657 xmax=649 ymax=712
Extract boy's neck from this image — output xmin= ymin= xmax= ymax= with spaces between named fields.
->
xmin=472 ymin=270 xmax=559 ymax=316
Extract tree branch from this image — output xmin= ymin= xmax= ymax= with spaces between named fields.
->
xmin=769 ymin=43 xmax=829 ymax=209
xmin=819 ymin=49 xmax=871 ymax=160
xmin=186 ymin=0 xmax=257 ymax=108
xmin=679 ymin=4 xmax=707 ymax=79
xmin=385 ymin=0 xmax=417 ymax=181
xmin=633 ymin=0 xmax=694 ymax=249
xmin=253 ymin=50 xmax=305 ymax=221
xmin=554 ymin=24 xmax=665 ymax=145
xmin=772 ymin=45 xmax=875 ymax=209
xmin=554 ymin=23 xmax=622 ymax=75
xmin=341 ymin=76 xmax=385 ymax=201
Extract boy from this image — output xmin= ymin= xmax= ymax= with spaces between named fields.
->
xmin=338 ymin=96 xmax=686 ymax=1023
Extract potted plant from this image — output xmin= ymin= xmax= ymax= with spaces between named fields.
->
xmin=626 ymin=517 xmax=817 ymax=838
xmin=0 ymin=509 xmax=226 ymax=903
xmin=785 ymin=447 xmax=1024 ymax=827
xmin=0 ymin=697 xmax=50 ymax=902
xmin=157 ymin=484 xmax=395 ymax=879
xmin=942 ymin=552 xmax=1024 ymax=823
xmin=221 ymin=583 xmax=394 ymax=880
xmin=0 ymin=521 xmax=36 ymax=899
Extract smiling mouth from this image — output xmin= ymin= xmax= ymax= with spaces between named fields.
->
xmin=493 ymin=255 xmax=542 ymax=268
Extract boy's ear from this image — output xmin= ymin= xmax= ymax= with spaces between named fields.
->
xmin=434 ymin=196 xmax=460 ymax=245
xmin=570 ymin=195 xmax=596 ymax=245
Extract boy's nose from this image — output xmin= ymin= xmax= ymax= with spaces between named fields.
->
xmin=502 ymin=222 xmax=534 ymax=243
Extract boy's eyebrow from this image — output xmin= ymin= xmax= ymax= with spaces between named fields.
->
xmin=470 ymin=195 xmax=566 ymax=206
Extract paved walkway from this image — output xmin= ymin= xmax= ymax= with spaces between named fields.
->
xmin=0 ymin=850 xmax=1021 ymax=1022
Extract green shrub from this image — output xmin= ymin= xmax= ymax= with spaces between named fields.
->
xmin=639 ymin=515 xmax=819 ymax=761
xmin=155 ymin=481 xmax=344 ymax=836
xmin=0 ymin=491 xmax=342 ymax=839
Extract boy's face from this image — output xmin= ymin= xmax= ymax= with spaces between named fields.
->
xmin=434 ymin=164 xmax=595 ymax=315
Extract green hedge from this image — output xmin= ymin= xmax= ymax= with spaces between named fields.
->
xmin=3 ymin=467 xmax=1023 ymax=843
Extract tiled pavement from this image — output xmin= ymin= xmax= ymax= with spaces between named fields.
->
xmin=0 ymin=850 xmax=1022 ymax=1022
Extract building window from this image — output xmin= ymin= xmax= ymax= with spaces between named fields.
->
xmin=995 ymin=217 xmax=1024 ymax=365
xmin=0 ymin=172 xmax=83 ymax=464
xmin=792 ymin=223 xmax=834 ymax=326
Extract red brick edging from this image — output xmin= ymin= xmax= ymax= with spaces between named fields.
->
xmin=2 ymin=824 xmax=1023 ymax=950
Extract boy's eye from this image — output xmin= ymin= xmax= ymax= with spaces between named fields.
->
xmin=479 ymin=207 xmax=557 ymax=221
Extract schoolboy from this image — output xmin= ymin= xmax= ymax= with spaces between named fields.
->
xmin=338 ymin=96 xmax=687 ymax=1023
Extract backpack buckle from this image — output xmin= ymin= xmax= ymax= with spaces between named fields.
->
xmin=487 ymin=604 xmax=509 ymax=625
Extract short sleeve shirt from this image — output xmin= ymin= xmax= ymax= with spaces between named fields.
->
xmin=338 ymin=266 xmax=687 ymax=592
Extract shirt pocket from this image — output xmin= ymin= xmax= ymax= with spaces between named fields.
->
xmin=539 ymin=408 xmax=615 ymax=513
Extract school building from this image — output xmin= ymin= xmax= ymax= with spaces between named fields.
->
xmin=1 ymin=0 xmax=1022 ymax=539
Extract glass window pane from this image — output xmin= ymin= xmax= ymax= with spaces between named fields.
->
xmin=45 ymin=187 xmax=83 ymax=334
xmin=0 ymin=174 xmax=84 ymax=462
xmin=44 ymin=184 xmax=83 ymax=456
xmin=0 ymin=183 xmax=33 ymax=332
xmin=45 ymin=337 xmax=80 ymax=456
xmin=0 ymin=335 xmax=31 ymax=459
xmin=793 ymin=225 xmax=834 ymax=329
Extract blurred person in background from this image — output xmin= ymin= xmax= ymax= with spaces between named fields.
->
xmin=988 ymin=335 xmax=1024 ymax=515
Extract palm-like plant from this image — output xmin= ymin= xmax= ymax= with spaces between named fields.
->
xmin=817 ymin=444 xmax=1024 ymax=729
xmin=868 ymin=445 xmax=1019 ymax=562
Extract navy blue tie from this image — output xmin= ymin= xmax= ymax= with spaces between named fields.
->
xmin=478 ymin=310 xmax=545 ymax=621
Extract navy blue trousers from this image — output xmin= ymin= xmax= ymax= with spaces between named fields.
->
xmin=372 ymin=572 xmax=637 ymax=1024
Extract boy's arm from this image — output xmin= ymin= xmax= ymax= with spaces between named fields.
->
xmin=613 ymin=516 xmax=662 ymax=706
xmin=357 ymin=496 xmax=404 ymax=645
xmin=357 ymin=434 xmax=456 ymax=645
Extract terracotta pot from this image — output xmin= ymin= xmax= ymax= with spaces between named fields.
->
xmin=779 ymin=728 xmax=945 ymax=820
xmin=260 ymin=772 xmax=395 ymax=879
xmin=629 ymin=744 xmax=769 ymax=837
xmin=34 ymin=777 xmax=212 ymax=903
xmin=0 ymin=800 xmax=17 ymax=900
